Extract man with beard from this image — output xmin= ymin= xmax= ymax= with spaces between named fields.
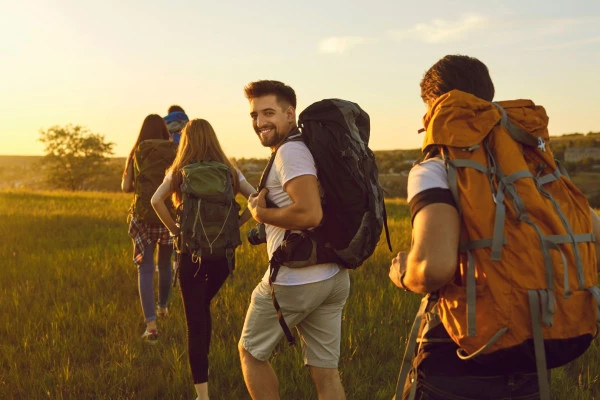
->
xmin=238 ymin=80 xmax=350 ymax=400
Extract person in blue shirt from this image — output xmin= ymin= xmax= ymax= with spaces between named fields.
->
xmin=164 ymin=105 xmax=189 ymax=145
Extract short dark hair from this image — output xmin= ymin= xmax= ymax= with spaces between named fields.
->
xmin=244 ymin=80 xmax=297 ymax=109
xmin=168 ymin=105 xmax=185 ymax=113
xmin=420 ymin=55 xmax=495 ymax=104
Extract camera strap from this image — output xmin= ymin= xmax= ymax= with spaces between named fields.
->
xmin=268 ymin=248 xmax=296 ymax=346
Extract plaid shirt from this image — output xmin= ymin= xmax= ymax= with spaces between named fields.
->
xmin=128 ymin=216 xmax=173 ymax=266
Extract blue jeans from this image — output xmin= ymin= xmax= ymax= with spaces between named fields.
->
xmin=137 ymin=242 xmax=173 ymax=323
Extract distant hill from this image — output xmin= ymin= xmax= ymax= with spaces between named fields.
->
xmin=549 ymin=131 xmax=600 ymax=161
xmin=0 ymin=156 xmax=126 ymax=192
xmin=2 ymin=131 xmax=599 ymax=202
xmin=0 ymin=156 xmax=47 ymax=190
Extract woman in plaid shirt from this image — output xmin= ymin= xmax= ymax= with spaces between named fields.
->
xmin=122 ymin=114 xmax=174 ymax=343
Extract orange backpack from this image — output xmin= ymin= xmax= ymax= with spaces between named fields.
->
xmin=396 ymin=90 xmax=599 ymax=400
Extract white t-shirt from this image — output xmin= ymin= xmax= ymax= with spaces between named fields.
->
xmin=407 ymin=158 xmax=448 ymax=202
xmin=261 ymin=140 xmax=340 ymax=286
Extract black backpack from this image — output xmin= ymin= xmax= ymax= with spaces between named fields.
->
xmin=262 ymin=99 xmax=392 ymax=345
xmin=298 ymin=98 xmax=391 ymax=267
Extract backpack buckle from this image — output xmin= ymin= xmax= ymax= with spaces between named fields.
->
xmin=537 ymin=137 xmax=546 ymax=153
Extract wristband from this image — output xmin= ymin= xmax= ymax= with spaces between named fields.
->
xmin=399 ymin=271 xmax=412 ymax=292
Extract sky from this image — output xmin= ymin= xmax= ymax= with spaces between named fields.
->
xmin=1 ymin=0 xmax=599 ymax=160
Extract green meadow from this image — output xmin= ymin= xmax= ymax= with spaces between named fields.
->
xmin=1 ymin=190 xmax=599 ymax=399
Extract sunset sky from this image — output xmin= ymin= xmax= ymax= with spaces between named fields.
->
xmin=1 ymin=0 xmax=599 ymax=159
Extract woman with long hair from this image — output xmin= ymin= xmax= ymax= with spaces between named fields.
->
xmin=151 ymin=119 xmax=255 ymax=400
xmin=122 ymin=114 xmax=175 ymax=343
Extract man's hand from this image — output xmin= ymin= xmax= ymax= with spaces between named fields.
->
xmin=389 ymin=251 xmax=409 ymax=288
xmin=248 ymin=188 xmax=268 ymax=222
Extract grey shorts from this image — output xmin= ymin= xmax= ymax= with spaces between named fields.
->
xmin=239 ymin=269 xmax=350 ymax=368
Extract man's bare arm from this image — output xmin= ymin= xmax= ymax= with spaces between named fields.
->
xmin=390 ymin=203 xmax=460 ymax=293
xmin=248 ymin=174 xmax=322 ymax=230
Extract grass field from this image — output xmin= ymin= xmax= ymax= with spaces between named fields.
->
xmin=1 ymin=190 xmax=599 ymax=399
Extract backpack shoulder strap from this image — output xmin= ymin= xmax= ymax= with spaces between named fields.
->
xmin=258 ymin=129 xmax=303 ymax=192
xmin=258 ymin=152 xmax=276 ymax=192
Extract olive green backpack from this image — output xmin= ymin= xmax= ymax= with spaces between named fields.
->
xmin=131 ymin=139 xmax=178 ymax=223
xmin=177 ymin=161 xmax=241 ymax=271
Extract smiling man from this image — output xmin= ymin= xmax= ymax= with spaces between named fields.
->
xmin=238 ymin=80 xmax=350 ymax=400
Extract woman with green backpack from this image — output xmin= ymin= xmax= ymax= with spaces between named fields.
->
xmin=122 ymin=114 xmax=177 ymax=343
xmin=151 ymin=118 xmax=255 ymax=400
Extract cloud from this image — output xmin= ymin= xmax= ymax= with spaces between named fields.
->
xmin=389 ymin=13 xmax=489 ymax=44
xmin=321 ymin=15 xmax=599 ymax=54
xmin=488 ymin=16 xmax=600 ymax=50
xmin=531 ymin=17 xmax=600 ymax=37
xmin=529 ymin=35 xmax=600 ymax=51
xmin=318 ymin=36 xmax=367 ymax=54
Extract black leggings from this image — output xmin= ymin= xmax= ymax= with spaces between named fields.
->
xmin=178 ymin=253 xmax=230 ymax=384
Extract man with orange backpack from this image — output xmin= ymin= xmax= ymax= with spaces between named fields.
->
xmin=389 ymin=54 xmax=600 ymax=400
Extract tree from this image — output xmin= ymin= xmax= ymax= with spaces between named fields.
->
xmin=39 ymin=125 xmax=115 ymax=191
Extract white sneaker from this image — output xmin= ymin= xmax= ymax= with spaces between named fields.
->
xmin=141 ymin=328 xmax=158 ymax=343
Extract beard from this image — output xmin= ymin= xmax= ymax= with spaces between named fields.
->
xmin=255 ymin=125 xmax=287 ymax=148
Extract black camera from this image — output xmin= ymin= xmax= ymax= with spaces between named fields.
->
xmin=247 ymin=223 xmax=267 ymax=245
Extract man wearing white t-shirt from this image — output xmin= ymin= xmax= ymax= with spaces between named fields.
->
xmin=388 ymin=54 xmax=600 ymax=400
xmin=238 ymin=80 xmax=349 ymax=400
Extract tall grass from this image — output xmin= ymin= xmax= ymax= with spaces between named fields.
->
xmin=1 ymin=191 xmax=598 ymax=399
